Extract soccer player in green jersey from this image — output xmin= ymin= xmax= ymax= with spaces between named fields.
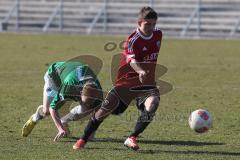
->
xmin=22 ymin=61 xmax=103 ymax=141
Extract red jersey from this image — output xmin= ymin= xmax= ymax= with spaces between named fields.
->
xmin=115 ymin=28 xmax=162 ymax=88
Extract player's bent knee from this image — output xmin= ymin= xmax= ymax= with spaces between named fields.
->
xmin=82 ymin=97 xmax=96 ymax=108
xmin=95 ymin=108 xmax=111 ymax=121
xmin=70 ymin=105 xmax=84 ymax=114
xmin=145 ymin=96 xmax=160 ymax=113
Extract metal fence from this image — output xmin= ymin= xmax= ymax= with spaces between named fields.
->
xmin=0 ymin=0 xmax=239 ymax=38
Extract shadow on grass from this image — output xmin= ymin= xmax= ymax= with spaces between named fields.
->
xmin=62 ymin=137 xmax=123 ymax=143
xmin=138 ymin=139 xmax=224 ymax=146
xmin=69 ymin=146 xmax=240 ymax=157
xmin=65 ymin=137 xmax=224 ymax=146
xmin=63 ymin=138 xmax=240 ymax=157
xmin=139 ymin=150 xmax=240 ymax=156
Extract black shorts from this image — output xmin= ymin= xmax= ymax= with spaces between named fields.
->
xmin=110 ymin=86 xmax=160 ymax=115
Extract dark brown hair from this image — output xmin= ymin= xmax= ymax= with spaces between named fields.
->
xmin=138 ymin=7 xmax=158 ymax=20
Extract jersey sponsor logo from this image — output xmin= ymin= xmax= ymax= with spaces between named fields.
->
xmin=143 ymin=52 xmax=158 ymax=61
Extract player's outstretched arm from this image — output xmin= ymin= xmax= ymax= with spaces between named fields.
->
xmin=49 ymin=108 xmax=66 ymax=141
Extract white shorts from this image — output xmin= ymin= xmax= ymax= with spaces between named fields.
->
xmin=43 ymin=72 xmax=58 ymax=98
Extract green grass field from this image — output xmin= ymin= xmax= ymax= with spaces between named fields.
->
xmin=0 ymin=33 xmax=240 ymax=160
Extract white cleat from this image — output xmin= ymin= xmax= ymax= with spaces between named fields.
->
xmin=124 ymin=136 xmax=139 ymax=151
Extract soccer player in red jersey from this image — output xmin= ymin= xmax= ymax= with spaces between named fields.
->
xmin=73 ymin=6 xmax=162 ymax=150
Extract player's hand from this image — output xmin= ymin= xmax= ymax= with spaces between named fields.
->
xmin=54 ymin=129 xmax=66 ymax=142
xmin=138 ymin=70 xmax=148 ymax=83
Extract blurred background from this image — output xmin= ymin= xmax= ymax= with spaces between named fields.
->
xmin=0 ymin=0 xmax=240 ymax=38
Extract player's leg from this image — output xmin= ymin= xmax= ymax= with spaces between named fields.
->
xmin=66 ymin=81 xmax=103 ymax=123
xmin=22 ymin=93 xmax=54 ymax=137
xmin=61 ymin=104 xmax=96 ymax=139
xmin=130 ymin=95 xmax=160 ymax=137
xmin=124 ymin=88 xmax=160 ymax=150
xmin=57 ymin=80 xmax=103 ymax=139
xmin=32 ymin=72 xmax=57 ymax=122
xmin=34 ymin=72 xmax=57 ymax=121
xmin=61 ymin=105 xmax=87 ymax=123
xmin=33 ymin=96 xmax=53 ymax=121
xmin=22 ymin=72 xmax=56 ymax=137
xmin=73 ymin=87 xmax=120 ymax=149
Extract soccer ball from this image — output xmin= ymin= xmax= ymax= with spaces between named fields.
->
xmin=188 ymin=109 xmax=212 ymax=133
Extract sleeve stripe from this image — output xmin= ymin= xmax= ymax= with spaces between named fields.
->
xmin=128 ymin=34 xmax=140 ymax=53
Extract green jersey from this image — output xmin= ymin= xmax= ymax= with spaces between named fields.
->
xmin=48 ymin=61 xmax=102 ymax=110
